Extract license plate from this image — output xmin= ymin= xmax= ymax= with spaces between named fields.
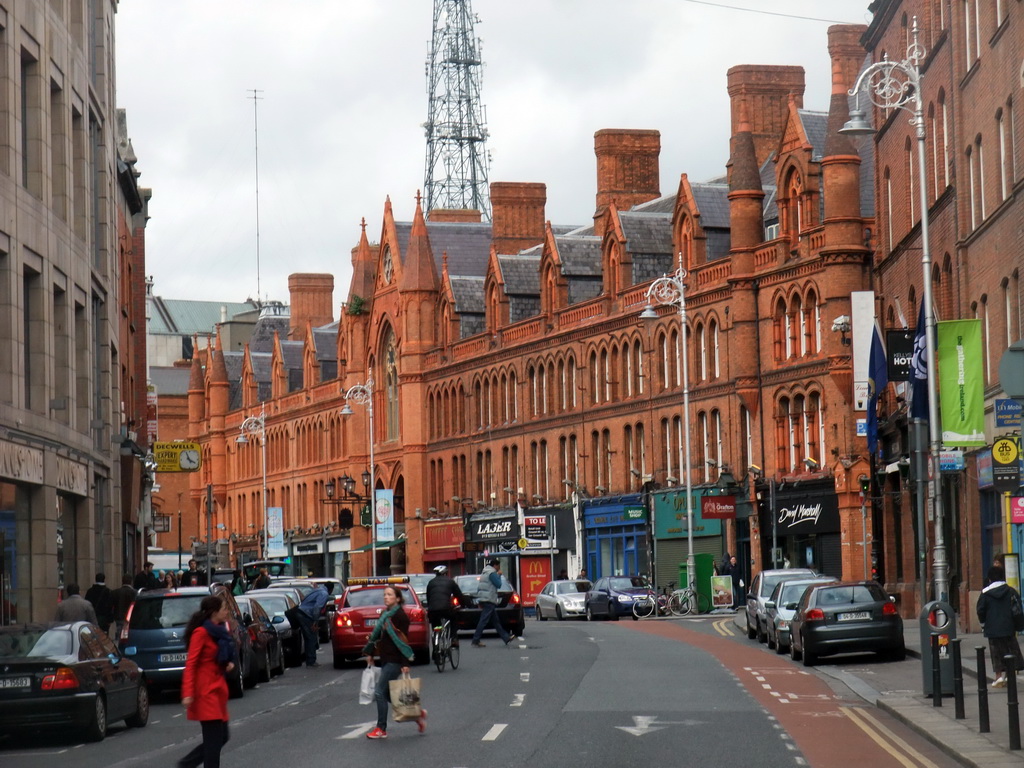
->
xmin=158 ymin=653 xmax=188 ymax=663
xmin=0 ymin=676 xmax=31 ymax=689
xmin=364 ymin=619 xmax=378 ymax=628
xmin=837 ymin=611 xmax=870 ymax=621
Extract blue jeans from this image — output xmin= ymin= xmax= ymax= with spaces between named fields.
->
xmin=472 ymin=601 xmax=510 ymax=644
xmin=296 ymin=611 xmax=318 ymax=664
xmin=374 ymin=662 xmax=404 ymax=730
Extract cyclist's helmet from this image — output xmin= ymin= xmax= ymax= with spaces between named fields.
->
xmin=433 ymin=565 xmax=448 ymax=575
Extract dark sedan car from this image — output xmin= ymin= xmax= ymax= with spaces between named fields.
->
xmin=235 ymin=595 xmax=285 ymax=679
xmin=788 ymin=581 xmax=905 ymax=666
xmin=247 ymin=591 xmax=303 ymax=667
xmin=452 ymin=574 xmax=526 ymax=637
xmin=585 ymin=576 xmax=652 ymax=621
xmin=0 ymin=622 xmax=149 ymax=742
xmin=119 ymin=584 xmax=256 ymax=697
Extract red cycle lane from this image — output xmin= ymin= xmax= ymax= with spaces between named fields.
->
xmin=624 ymin=620 xmax=958 ymax=768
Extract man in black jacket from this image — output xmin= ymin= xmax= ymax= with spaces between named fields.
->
xmin=977 ymin=565 xmax=1024 ymax=687
xmin=425 ymin=565 xmax=465 ymax=647
xmin=84 ymin=573 xmax=113 ymax=632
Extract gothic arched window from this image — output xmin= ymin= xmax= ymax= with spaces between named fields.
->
xmin=384 ymin=330 xmax=399 ymax=441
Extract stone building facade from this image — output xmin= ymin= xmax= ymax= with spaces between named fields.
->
xmin=0 ymin=1 xmax=149 ymax=622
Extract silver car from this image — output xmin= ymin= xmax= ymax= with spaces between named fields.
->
xmin=764 ymin=577 xmax=837 ymax=653
xmin=535 ymin=579 xmax=592 ymax=621
xmin=745 ymin=568 xmax=817 ymax=643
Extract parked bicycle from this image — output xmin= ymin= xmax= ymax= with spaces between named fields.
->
xmin=668 ymin=584 xmax=711 ymax=616
xmin=632 ymin=582 xmax=676 ymax=619
xmin=431 ymin=618 xmax=460 ymax=672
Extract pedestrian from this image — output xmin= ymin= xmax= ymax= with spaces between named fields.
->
xmin=557 ymin=569 xmax=569 ymax=581
xmin=55 ymin=583 xmax=98 ymax=624
xmin=84 ymin=573 xmax=114 ymax=633
xmin=361 ymin=585 xmax=425 ymax=739
xmin=977 ymin=564 xmax=1024 ymax=688
xmin=471 ymin=558 xmax=516 ymax=647
xmin=162 ymin=570 xmax=179 ymax=589
xmin=577 ymin=568 xmax=588 ymax=580
xmin=181 ymin=559 xmax=208 ymax=587
xmin=110 ymin=573 xmax=137 ymax=640
xmin=134 ymin=562 xmax=160 ymax=590
xmin=425 ymin=564 xmax=465 ymax=647
xmin=720 ymin=554 xmax=741 ymax=608
xmin=295 ymin=582 xmax=329 ymax=667
xmin=178 ymin=595 xmax=236 ymax=768
xmin=229 ymin=570 xmax=246 ymax=596
xmin=251 ymin=566 xmax=272 ymax=590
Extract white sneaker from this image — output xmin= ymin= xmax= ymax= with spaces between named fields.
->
xmin=992 ymin=675 xmax=1007 ymax=688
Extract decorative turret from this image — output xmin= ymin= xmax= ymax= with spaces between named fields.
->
xmin=727 ymin=98 xmax=764 ymax=257
xmin=399 ymin=193 xmax=440 ymax=356
xmin=187 ymin=336 xmax=205 ymax=438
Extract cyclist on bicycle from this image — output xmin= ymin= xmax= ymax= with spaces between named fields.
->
xmin=425 ymin=565 xmax=465 ymax=647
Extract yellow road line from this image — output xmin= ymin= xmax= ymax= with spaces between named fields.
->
xmin=713 ymin=618 xmax=735 ymax=636
xmin=840 ymin=706 xmax=940 ymax=768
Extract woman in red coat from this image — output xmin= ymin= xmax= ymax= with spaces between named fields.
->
xmin=179 ymin=595 xmax=236 ymax=768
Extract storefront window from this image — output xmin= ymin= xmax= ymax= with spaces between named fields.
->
xmin=56 ymin=494 xmax=79 ymax=594
xmin=0 ymin=481 xmax=31 ymax=625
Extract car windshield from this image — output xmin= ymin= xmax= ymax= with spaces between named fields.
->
xmin=556 ymin=581 xmax=591 ymax=594
xmin=250 ymin=595 xmax=289 ymax=617
xmin=609 ymin=577 xmax=649 ymax=590
xmin=780 ymin=582 xmax=822 ymax=604
xmin=344 ymin=587 xmax=412 ymax=608
xmin=816 ymin=585 xmax=880 ymax=606
xmin=405 ymin=574 xmax=433 ymax=594
xmin=762 ymin=571 xmax=812 ymax=595
xmin=456 ymin=575 xmax=514 ymax=592
xmin=129 ymin=596 xmax=205 ymax=629
xmin=0 ymin=628 xmax=73 ymax=658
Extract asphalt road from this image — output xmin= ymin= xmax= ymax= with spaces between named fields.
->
xmin=0 ymin=616 xmax=966 ymax=768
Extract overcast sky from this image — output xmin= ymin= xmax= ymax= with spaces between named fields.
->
xmin=116 ymin=0 xmax=873 ymax=312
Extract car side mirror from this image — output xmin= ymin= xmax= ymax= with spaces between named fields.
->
xmin=243 ymin=613 xmax=254 ymax=626
xmin=272 ymin=615 xmax=284 ymax=624
xmin=765 ymin=601 xmax=775 ymax=610
xmin=785 ymin=602 xmax=798 ymax=611
xmin=108 ymin=652 xmax=120 ymax=664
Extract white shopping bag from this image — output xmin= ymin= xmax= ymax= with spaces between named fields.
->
xmin=359 ymin=664 xmax=380 ymax=705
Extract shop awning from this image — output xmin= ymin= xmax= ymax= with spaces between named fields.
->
xmin=422 ymin=547 xmax=464 ymax=563
xmin=350 ymin=538 xmax=406 ymax=552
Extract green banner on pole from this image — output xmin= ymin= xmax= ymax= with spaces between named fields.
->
xmin=937 ymin=319 xmax=985 ymax=446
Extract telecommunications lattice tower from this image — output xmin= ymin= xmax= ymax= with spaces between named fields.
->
xmin=423 ymin=0 xmax=491 ymax=220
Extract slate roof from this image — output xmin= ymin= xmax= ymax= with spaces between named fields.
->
xmin=148 ymin=297 xmax=258 ymax=335
xmin=619 ymin=212 xmax=673 ymax=255
xmin=150 ymin=366 xmax=191 ymax=396
xmin=312 ymin=325 xmax=338 ymax=362
xmin=450 ymin=276 xmax=486 ymax=314
xmin=394 ymin=221 xmax=492 ymax=278
xmin=555 ymin=235 xmax=602 ymax=277
xmin=249 ymin=313 xmax=291 ymax=354
xmin=632 ymin=193 xmax=677 ymax=214
xmin=690 ymin=183 xmax=731 ymax=229
xmin=498 ymin=253 xmax=542 ymax=295
xmin=798 ymin=110 xmax=828 ymax=162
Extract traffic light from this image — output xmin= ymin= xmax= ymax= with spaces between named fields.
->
xmin=859 ymin=475 xmax=871 ymax=496
xmin=360 ymin=503 xmax=372 ymax=528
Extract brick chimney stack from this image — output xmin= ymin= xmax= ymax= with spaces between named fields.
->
xmin=288 ymin=273 xmax=334 ymax=340
xmin=490 ymin=182 xmax=547 ymax=254
xmin=594 ymin=129 xmax=661 ymax=232
xmin=727 ymin=65 xmax=806 ymax=168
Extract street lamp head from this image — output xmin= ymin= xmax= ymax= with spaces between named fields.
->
xmin=639 ymin=304 xmax=659 ymax=320
xmin=361 ymin=469 xmax=371 ymax=489
xmin=840 ymin=108 xmax=875 ymax=136
xmin=235 ymin=434 xmax=249 ymax=445
xmin=325 ymin=479 xmax=335 ymax=499
xmin=340 ymin=404 xmax=354 ymax=416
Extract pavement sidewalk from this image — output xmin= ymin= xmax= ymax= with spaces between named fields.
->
xmin=732 ymin=611 xmax=1023 ymax=767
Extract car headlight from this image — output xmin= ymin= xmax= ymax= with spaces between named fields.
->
xmin=617 ymin=595 xmax=633 ymax=602
xmin=777 ymin=620 xmax=789 ymax=630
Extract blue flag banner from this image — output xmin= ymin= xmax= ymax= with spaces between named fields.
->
xmin=867 ymin=324 xmax=888 ymax=457
xmin=909 ymin=301 xmax=929 ymax=420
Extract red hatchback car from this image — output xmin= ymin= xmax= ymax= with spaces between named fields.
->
xmin=331 ymin=577 xmax=429 ymax=668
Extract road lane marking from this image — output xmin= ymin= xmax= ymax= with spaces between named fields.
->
xmin=482 ymin=724 xmax=507 ymax=741
xmin=841 ymin=706 xmax=939 ymax=768
xmin=511 ymin=694 xmax=526 ymax=707
xmin=337 ymin=721 xmax=376 ymax=739
xmin=520 ymin=672 xmax=530 ymax=682
xmin=713 ymin=618 xmax=735 ymax=636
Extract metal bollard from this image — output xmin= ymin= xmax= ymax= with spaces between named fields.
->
xmin=931 ymin=633 xmax=942 ymax=706
xmin=977 ymin=646 xmax=990 ymax=734
xmin=952 ymin=639 xmax=965 ymax=719
xmin=1006 ymin=654 xmax=1021 ymax=750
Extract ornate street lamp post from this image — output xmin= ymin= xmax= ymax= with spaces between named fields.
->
xmin=641 ymin=265 xmax=694 ymax=593
xmin=841 ymin=16 xmax=946 ymax=602
xmin=237 ymin=404 xmax=269 ymax=560
xmin=341 ymin=377 xmax=376 ymax=576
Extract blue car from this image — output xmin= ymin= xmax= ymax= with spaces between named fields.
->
xmin=585 ymin=576 xmax=652 ymax=621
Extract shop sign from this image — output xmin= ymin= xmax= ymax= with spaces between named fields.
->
xmin=520 ymin=556 xmax=551 ymax=607
xmin=768 ymin=485 xmax=841 ymax=534
xmin=55 ymin=457 xmax=88 ymax=495
xmin=466 ymin=508 xmax=519 ymax=548
xmin=650 ymin=491 xmax=722 ymax=539
xmin=701 ymin=495 xmax=736 ymax=519
xmin=0 ymin=440 xmax=43 ymax=484
xmin=423 ymin=519 xmax=464 ymax=550
xmin=624 ymin=505 xmax=647 ymax=522
xmin=887 ymin=329 xmax=915 ymax=381
xmin=977 ymin=450 xmax=993 ymax=489
xmin=996 ymin=399 xmax=1023 ymax=428
xmin=584 ymin=501 xmax=647 ymax=529
xmin=938 ymin=450 xmax=965 ymax=472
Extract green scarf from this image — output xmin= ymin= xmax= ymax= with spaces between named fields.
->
xmin=362 ymin=604 xmax=414 ymax=660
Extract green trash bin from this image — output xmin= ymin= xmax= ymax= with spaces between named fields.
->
xmin=678 ymin=553 xmax=716 ymax=612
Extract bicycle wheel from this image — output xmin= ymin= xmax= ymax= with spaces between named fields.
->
xmin=448 ymin=640 xmax=460 ymax=670
xmin=668 ymin=592 xmax=689 ymax=616
xmin=632 ymin=595 xmax=655 ymax=619
xmin=433 ymin=630 xmax=447 ymax=673
xmin=695 ymin=591 xmax=711 ymax=614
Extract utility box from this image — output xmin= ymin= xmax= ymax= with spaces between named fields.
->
xmin=678 ymin=553 xmax=716 ymax=610
xmin=920 ymin=600 xmax=957 ymax=696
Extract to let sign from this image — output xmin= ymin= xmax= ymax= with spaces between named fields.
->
xmin=524 ymin=516 xmax=548 ymax=539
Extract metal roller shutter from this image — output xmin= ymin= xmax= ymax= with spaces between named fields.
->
xmin=654 ymin=537 xmax=724 ymax=591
